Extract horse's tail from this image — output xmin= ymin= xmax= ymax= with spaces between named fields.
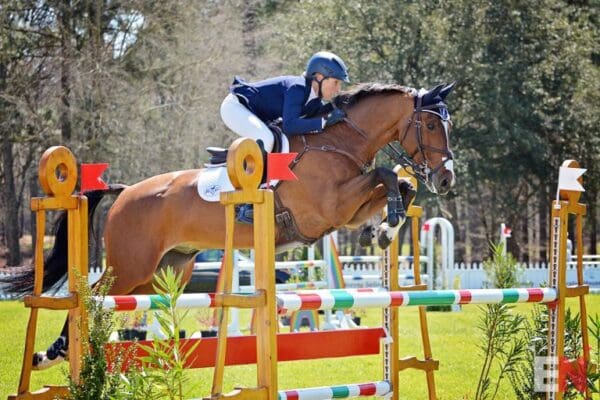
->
xmin=0 ymin=184 xmax=127 ymax=297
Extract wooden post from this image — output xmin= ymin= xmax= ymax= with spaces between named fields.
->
xmin=394 ymin=167 xmax=439 ymax=399
xmin=575 ymin=212 xmax=592 ymax=400
xmin=409 ymin=205 xmax=438 ymax=400
xmin=210 ymin=138 xmax=276 ymax=400
xmin=383 ymin=223 xmax=399 ymax=400
xmin=9 ymin=146 xmax=87 ymax=400
xmin=546 ymin=160 xmax=590 ymax=400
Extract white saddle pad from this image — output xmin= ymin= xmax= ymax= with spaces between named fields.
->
xmin=197 ymin=165 xmax=236 ymax=202
xmin=197 ymin=136 xmax=290 ymax=202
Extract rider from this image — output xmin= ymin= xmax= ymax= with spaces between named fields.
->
xmin=220 ymin=51 xmax=350 ymax=223
xmin=221 ymin=51 xmax=350 ymax=153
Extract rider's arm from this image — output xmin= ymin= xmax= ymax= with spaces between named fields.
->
xmin=282 ymin=85 xmax=325 ymax=135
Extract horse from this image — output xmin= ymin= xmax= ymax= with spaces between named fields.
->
xmin=4 ymin=81 xmax=455 ymax=368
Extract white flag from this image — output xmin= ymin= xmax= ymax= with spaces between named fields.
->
xmin=557 ymin=166 xmax=586 ymax=192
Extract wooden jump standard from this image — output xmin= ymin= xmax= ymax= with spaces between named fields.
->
xmin=9 ymin=146 xmax=89 ymax=400
xmin=8 ymin=143 xmax=590 ymax=400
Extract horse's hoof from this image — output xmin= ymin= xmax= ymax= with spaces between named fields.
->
xmin=377 ymin=222 xmax=393 ymax=249
xmin=32 ymin=352 xmax=65 ymax=370
xmin=378 ymin=232 xmax=392 ymax=249
xmin=377 ymin=216 xmax=406 ymax=249
xmin=359 ymin=226 xmax=375 ymax=247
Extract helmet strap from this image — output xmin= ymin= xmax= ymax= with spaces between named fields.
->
xmin=314 ymin=76 xmax=324 ymax=98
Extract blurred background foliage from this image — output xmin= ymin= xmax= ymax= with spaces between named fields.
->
xmin=1 ymin=0 xmax=598 ymax=265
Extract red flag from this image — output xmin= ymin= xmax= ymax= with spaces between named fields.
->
xmin=422 ymin=223 xmax=431 ymax=232
xmin=267 ymin=153 xmax=298 ymax=183
xmin=81 ymin=163 xmax=109 ymax=192
xmin=559 ymin=356 xmax=587 ymax=393
xmin=503 ymin=227 xmax=512 ymax=237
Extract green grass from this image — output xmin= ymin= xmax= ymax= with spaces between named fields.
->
xmin=1 ymin=298 xmax=599 ymax=399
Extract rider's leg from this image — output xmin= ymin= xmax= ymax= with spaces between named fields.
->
xmin=220 ymin=93 xmax=274 ymax=152
xmin=220 ymin=93 xmax=271 ymax=224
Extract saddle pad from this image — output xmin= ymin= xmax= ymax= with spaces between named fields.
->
xmin=197 ymin=165 xmax=235 ymax=202
xmin=197 ymin=136 xmax=290 ymax=202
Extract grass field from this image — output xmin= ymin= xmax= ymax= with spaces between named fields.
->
xmin=1 ymin=297 xmax=599 ymax=399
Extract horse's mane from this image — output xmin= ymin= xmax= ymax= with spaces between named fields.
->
xmin=333 ymin=83 xmax=416 ymax=109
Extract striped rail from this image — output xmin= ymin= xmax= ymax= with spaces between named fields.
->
xmin=277 ymin=381 xmax=391 ymax=399
xmin=190 ymin=381 xmax=390 ymax=400
xmin=97 ymin=287 xmax=557 ymax=312
xmin=277 ymin=287 xmax=557 ymax=311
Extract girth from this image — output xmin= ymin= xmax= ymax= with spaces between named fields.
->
xmin=273 ymin=191 xmax=323 ymax=245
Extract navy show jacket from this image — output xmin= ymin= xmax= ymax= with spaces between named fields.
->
xmin=230 ymin=75 xmax=333 ymax=135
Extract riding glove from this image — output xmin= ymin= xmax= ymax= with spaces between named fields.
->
xmin=324 ymin=108 xmax=346 ymax=128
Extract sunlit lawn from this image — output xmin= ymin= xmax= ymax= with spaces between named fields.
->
xmin=1 ymin=297 xmax=599 ymax=399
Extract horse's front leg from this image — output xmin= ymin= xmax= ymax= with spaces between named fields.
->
xmin=337 ymin=167 xmax=415 ymax=248
xmin=345 ymin=173 xmax=415 ymax=248
xmin=375 ymin=167 xmax=407 ymax=228
xmin=344 ymin=184 xmax=387 ymax=230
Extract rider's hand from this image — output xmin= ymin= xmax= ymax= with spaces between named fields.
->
xmin=324 ymin=108 xmax=346 ymax=128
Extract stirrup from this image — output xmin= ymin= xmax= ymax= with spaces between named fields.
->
xmin=236 ymin=204 xmax=254 ymax=224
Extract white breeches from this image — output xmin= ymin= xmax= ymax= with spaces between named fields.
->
xmin=220 ymin=93 xmax=275 ymax=152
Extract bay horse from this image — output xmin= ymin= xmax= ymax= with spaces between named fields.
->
xmin=5 ymin=82 xmax=455 ymax=368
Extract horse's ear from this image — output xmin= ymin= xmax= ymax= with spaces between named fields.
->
xmin=422 ymin=84 xmax=444 ymax=105
xmin=430 ymin=84 xmax=444 ymax=97
xmin=439 ymin=82 xmax=456 ymax=100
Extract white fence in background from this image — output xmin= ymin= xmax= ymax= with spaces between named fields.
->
xmin=337 ymin=258 xmax=600 ymax=290
xmin=2 ymin=255 xmax=599 ymax=300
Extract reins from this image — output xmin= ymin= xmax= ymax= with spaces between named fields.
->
xmin=288 ymin=93 xmax=453 ymax=187
xmin=339 ymin=94 xmax=454 ymax=189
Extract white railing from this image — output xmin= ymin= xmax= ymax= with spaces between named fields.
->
xmin=192 ymin=260 xmax=327 ymax=271
xmin=431 ymin=259 xmax=600 ymax=289
xmin=338 ymin=255 xmax=428 ymax=274
xmin=3 ymin=255 xmax=599 ymax=301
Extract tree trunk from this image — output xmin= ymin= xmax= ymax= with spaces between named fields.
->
xmin=588 ymin=191 xmax=597 ymax=254
xmin=29 ymin=170 xmax=39 ymax=259
xmin=59 ymin=3 xmax=72 ymax=142
xmin=1 ymin=136 xmax=22 ymax=266
xmin=539 ymin=186 xmax=549 ymax=262
xmin=242 ymin=0 xmax=258 ymax=76
xmin=0 ymin=60 xmax=21 ymax=266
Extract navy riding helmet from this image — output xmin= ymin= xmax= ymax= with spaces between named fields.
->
xmin=306 ymin=51 xmax=350 ymax=83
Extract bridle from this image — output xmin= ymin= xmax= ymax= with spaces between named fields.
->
xmin=342 ymin=93 xmax=454 ymax=193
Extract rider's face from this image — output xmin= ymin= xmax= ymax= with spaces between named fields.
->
xmin=312 ymin=74 xmax=343 ymax=102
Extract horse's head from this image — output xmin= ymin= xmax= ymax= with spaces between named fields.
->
xmin=397 ymin=83 xmax=455 ymax=194
xmin=333 ymin=82 xmax=456 ymax=195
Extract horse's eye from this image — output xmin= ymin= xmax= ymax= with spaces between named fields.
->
xmin=427 ymin=122 xmax=435 ymax=130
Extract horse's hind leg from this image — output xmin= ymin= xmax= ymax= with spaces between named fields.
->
xmin=128 ymin=249 xmax=197 ymax=294
xmin=32 ymin=240 xmax=165 ymax=370
xmin=32 ymin=320 xmax=69 ymax=370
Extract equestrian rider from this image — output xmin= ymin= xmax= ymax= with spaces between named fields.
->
xmin=220 ymin=51 xmax=350 ymax=223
